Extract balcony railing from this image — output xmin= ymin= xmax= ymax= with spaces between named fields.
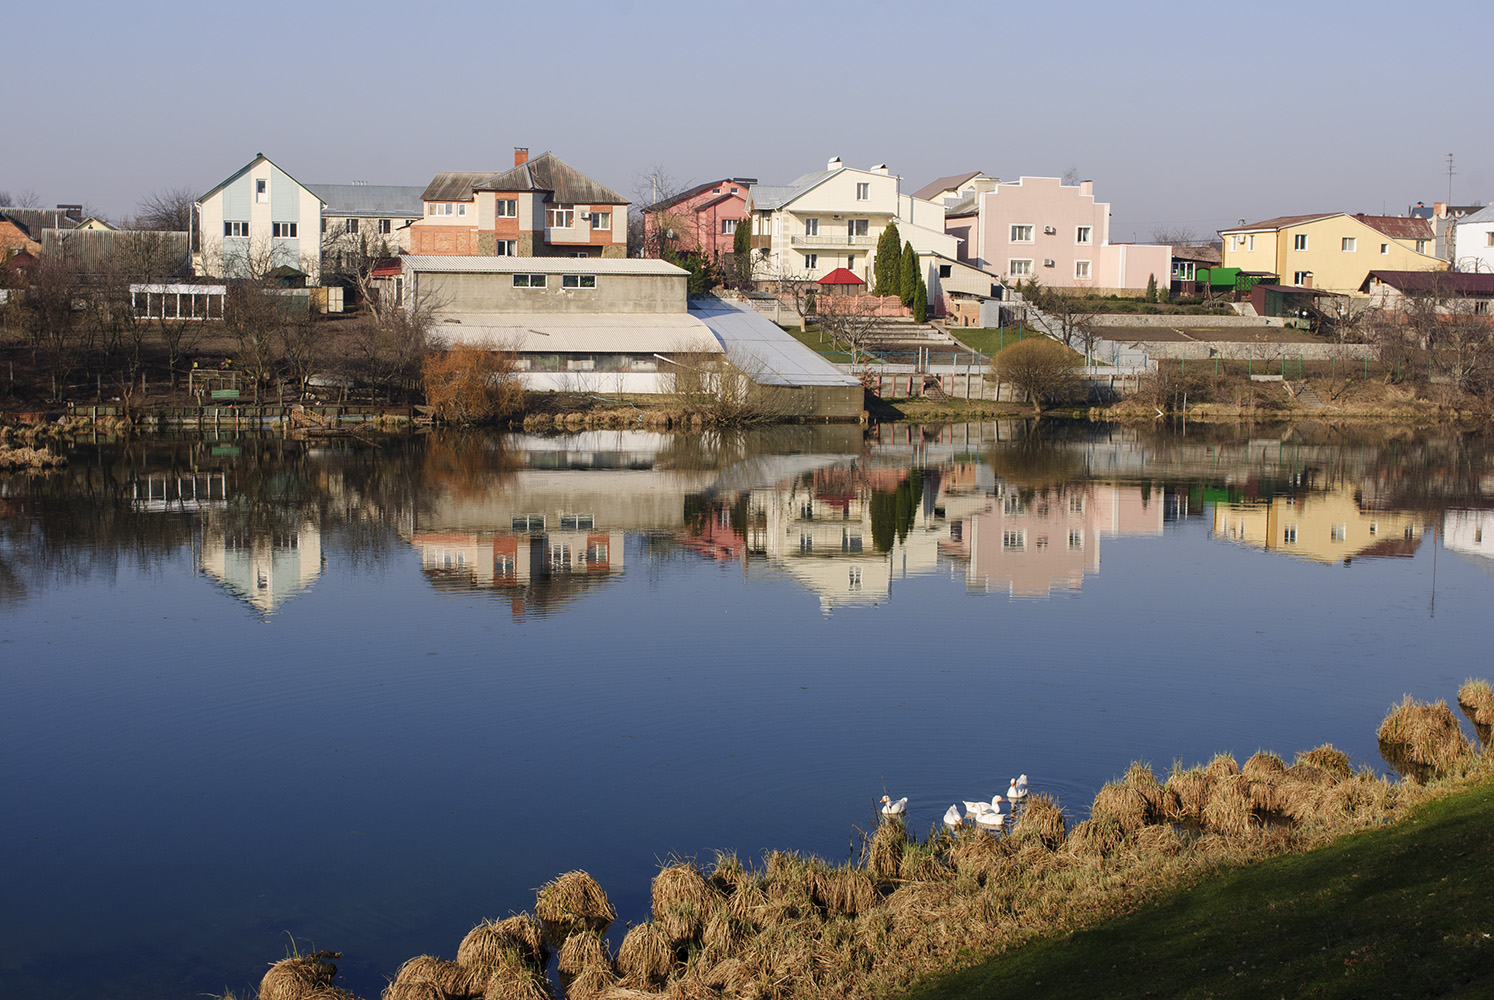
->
xmin=789 ymin=234 xmax=877 ymax=248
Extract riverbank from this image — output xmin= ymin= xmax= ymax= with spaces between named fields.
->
xmin=246 ymin=687 xmax=1491 ymax=1000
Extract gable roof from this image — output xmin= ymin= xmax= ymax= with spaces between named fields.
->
xmin=0 ymin=208 xmax=79 ymax=237
xmin=420 ymin=171 xmax=494 ymax=203
xmin=912 ymin=172 xmax=982 ymax=202
xmin=1361 ymin=270 xmax=1494 ymax=295
xmin=312 ymin=184 xmax=426 ymax=217
xmin=196 ymin=153 xmax=325 ymax=208
xmin=1173 ymin=245 xmax=1223 ymax=265
xmin=1459 ymin=204 xmax=1494 ymax=226
xmin=1222 ymin=214 xmax=1335 ymax=234
xmin=749 ymin=169 xmax=840 ymax=211
xmin=644 ymin=178 xmax=756 ymax=214
xmin=1352 ymin=214 xmax=1434 ymax=241
xmin=471 ymin=152 xmax=628 ymax=205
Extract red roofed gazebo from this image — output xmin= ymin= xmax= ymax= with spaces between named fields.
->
xmin=817 ymin=267 xmax=865 ymax=295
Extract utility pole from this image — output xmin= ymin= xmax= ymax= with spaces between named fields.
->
xmin=1447 ymin=153 xmax=1455 ymax=204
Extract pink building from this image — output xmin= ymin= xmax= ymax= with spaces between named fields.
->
xmin=947 ymin=177 xmax=1171 ymax=293
xmin=641 ymin=177 xmax=756 ymax=260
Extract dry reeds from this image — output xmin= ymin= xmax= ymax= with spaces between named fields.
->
xmin=1295 ymin=744 xmax=1352 ymax=780
xmin=559 ymin=963 xmax=615 ymax=1000
xmin=1378 ymin=696 xmax=1474 ymax=779
xmin=1090 ymin=783 xmax=1148 ymax=836
xmin=1120 ymin=762 xmax=1165 ymax=821
xmin=814 ymin=866 xmax=877 ymax=917
xmin=1458 ymin=678 xmax=1494 ymax=726
xmin=261 ymin=954 xmax=338 ymax=1000
xmin=457 ymin=915 xmax=546 ymax=973
xmin=1066 ymin=818 xmax=1124 ymax=857
xmin=1204 ymin=752 xmax=1239 ymax=780
xmin=556 ymin=929 xmax=610 ymax=977
xmin=1242 ymin=751 xmax=1287 ymax=781
xmin=1202 ymin=774 xmax=1254 ymax=836
xmin=477 ymin=951 xmax=551 ymax=1000
xmin=1163 ymin=766 xmax=1209 ymax=821
xmin=614 ymin=922 xmax=673 ymax=988
xmin=651 ymin=862 xmax=715 ymax=944
xmin=865 ymin=822 xmax=908 ymax=886
xmin=1128 ymin=824 xmax=1182 ymax=857
xmin=1010 ymin=793 xmax=1066 ymax=850
xmin=535 ymin=871 xmax=615 ymax=947
xmin=389 ymin=956 xmax=483 ymax=1000
xmin=382 ymin=981 xmax=443 ymax=1000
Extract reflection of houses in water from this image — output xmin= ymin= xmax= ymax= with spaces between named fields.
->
xmin=198 ymin=513 xmax=322 ymax=614
xmin=1212 ymin=487 xmax=1423 ymax=564
xmin=412 ymin=526 xmax=623 ymax=588
xmin=129 ymin=472 xmax=229 ymax=512
xmin=1443 ymin=509 xmax=1494 ymax=574
xmin=950 ymin=484 xmax=1164 ymax=598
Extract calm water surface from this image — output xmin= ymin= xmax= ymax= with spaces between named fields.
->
xmin=3 ymin=421 xmax=1492 ymax=999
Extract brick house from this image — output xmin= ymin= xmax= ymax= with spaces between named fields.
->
xmin=409 ymin=148 xmax=628 ymax=259
xmin=641 ymin=177 xmax=756 ymax=260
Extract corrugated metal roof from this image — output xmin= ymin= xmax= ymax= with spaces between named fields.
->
xmin=429 ymin=313 xmax=721 ymax=354
xmin=40 ymin=228 xmax=191 ymax=275
xmin=1362 ymin=270 xmax=1493 ymax=294
xmin=472 ymin=152 xmax=628 ymax=205
xmin=911 ymin=171 xmax=982 ymax=202
xmin=1459 ymin=204 xmax=1494 ymax=225
xmin=0 ymin=208 xmax=79 ymax=237
xmin=311 ymin=184 xmax=426 ymax=217
xmin=748 ymin=169 xmax=838 ymax=211
xmin=402 ymin=255 xmax=687 ymax=276
xmin=690 ymin=299 xmax=861 ymax=387
xmin=1221 ymin=214 xmax=1335 ymax=233
xmin=1353 ymin=214 xmax=1434 ymax=241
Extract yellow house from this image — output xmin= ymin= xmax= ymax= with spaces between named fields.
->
xmin=1220 ymin=213 xmax=1445 ymax=294
xmin=1212 ymin=487 xmax=1423 ymax=565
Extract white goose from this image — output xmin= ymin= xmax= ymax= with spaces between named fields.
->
xmin=943 ymin=804 xmax=963 ymax=829
xmin=976 ymin=800 xmax=1006 ymax=832
xmin=962 ymin=797 xmax=994 ymax=818
xmin=1006 ymin=777 xmax=1028 ymax=803
xmin=1015 ymin=774 xmax=1029 ymax=797
xmin=879 ymin=795 xmax=908 ymax=817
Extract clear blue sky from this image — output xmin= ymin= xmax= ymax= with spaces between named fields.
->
xmin=6 ymin=0 xmax=1489 ymax=241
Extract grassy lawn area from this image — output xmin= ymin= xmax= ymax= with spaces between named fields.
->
xmin=905 ymin=778 xmax=1494 ymax=1000
xmin=779 ymin=324 xmax=856 ymax=364
xmin=949 ymin=326 xmax=1043 ymax=355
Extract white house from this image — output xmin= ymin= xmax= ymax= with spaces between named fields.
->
xmin=195 ymin=153 xmax=325 ymax=282
xmin=1453 ymin=204 xmax=1494 ymax=273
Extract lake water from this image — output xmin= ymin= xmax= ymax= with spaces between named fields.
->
xmin=3 ymin=421 xmax=1492 ymax=999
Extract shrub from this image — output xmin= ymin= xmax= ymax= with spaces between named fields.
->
xmin=421 ymin=341 xmax=524 ymax=424
xmin=992 ymin=337 xmax=1081 ymax=414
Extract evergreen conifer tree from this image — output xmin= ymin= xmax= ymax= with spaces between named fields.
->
xmin=899 ymin=242 xmax=918 ymax=307
xmin=912 ymin=270 xmax=928 ymax=323
xmin=875 ymin=222 xmax=901 ymax=296
xmin=732 ymin=215 xmax=752 ymax=286
xmin=1145 ymin=273 xmax=1158 ymax=303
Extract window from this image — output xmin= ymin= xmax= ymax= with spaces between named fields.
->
xmin=1293 ymin=270 xmax=1312 ymax=286
xmin=345 ymin=218 xmax=359 ymax=234
xmin=1003 ymin=530 xmax=1026 ymax=551
xmin=512 ymin=514 xmax=545 ymax=531
xmin=1331 ymin=523 xmax=1347 ymax=542
xmin=570 ymin=251 xmax=592 ymax=258
xmin=255 ymin=179 xmax=268 ymax=203
xmin=1229 ymin=235 xmax=1239 ymax=251
xmin=1283 ymin=525 xmax=1298 ymax=544
xmin=547 ymin=205 xmax=574 ymax=228
xmin=1068 ymin=529 xmax=1084 ymax=549
xmin=1075 ymin=226 xmax=1092 ymax=245
xmin=804 ymin=253 xmax=818 ymax=269
xmin=444 ymin=203 xmax=454 ymax=216
xmin=1294 ymin=234 xmax=1308 ymax=251
xmin=848 ymin=218 xmax=869 ymax=238
xmin=457 ymin=203 xmax=467 ymax=217
xmin=1075 ymin=260 xmax=1091 ymax=279
xmin=496 ymin=199 xmax=517 ymax=218
xmin=1487 ymin=232 xmax=1494 ymax=247
xmin=1009 ymin=258 xmax=1033 ymax=276
xmin=494 ymin=240 xmax=516 ymax=256
xmin=427 ymin=203 xmax=436 ymax=215
xmin=730 ymin=186 xmax=738 ymax=194
xmin=856 ymin=182 xmax=870 ymax=201
xmin=939 ymin=264 xmax=952 ymax=278
xmin=512 ymin=273 xmax=547 ymax=287
xmin=1416 ymin=239 xmax=1427 ymax=253
xmin=1011 ymin=224 xmax=1034 ymax=243
xmin=561 ymin=274 xmax=596 ymax=288
xmin=1069 ymin=495 xmax=1085 ymax=514
xmin=565 ymin=358 xmax=594 ymax=371
xmin=271 ymin=222 xmax=297 ymax=238
xmin=1247 ymin=234 xmax=1255 ymax=251
xmin=803 ymin=218 xmax=819 ymax=236
xmin=321 ymin=218 xmax=327 ymax=233
xmin=378 ymin=219 xmax=391 ymax=234
xmin=1342 ymin=237 xmax=1356 ymax=252
xmin=560 ymin=514 xmax=594 ymax=530
xmin=224 ymin=221 xmax=248 ymax=237
xmin=720 ymin=219 xmax=738 ymax=235
xmin=847 ymin=254 xmax=856 ymax=269
xmin=1381 ymin=243 xmax=1390 ymax=254
xmin=589 ymin=211 xmax=611 ymax=230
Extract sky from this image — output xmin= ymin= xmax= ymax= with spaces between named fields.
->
xmin=6 ymin=0 xmax=1490 ymax=242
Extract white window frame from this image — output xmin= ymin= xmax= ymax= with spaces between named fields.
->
xmin=589 ymin=211 xmax=611 ymax=231
xmin=804 ymin=218 xmax=819 ymax=237
xmin=547 ymin=205 xmax=575 ymax=229
xmin=224 ymin=221 xmax=249 ymax=238
xmin=255 ymin=179 xmax=268 ymax=203
xmin=496 ymin=199 xmax=517 ymax=218
xmin=1247 ymin=234 xmax=1255 ymax=251
xmin=457 ymin=203 xmax=467 ymax=217
xmin=378 ymin=219 xmax=391 ymax=234
xmin=855 ymin=182 xmax=870 ymax=201
xmin=1293 ymin=270 xmax=1312 ymax=286
xmin=512 ymin=273 xmax=548 ymax=288
xmin=561 ymin=274 xmax=597 ymax=289
xmin=1293 ymin=234 xmax=1308 ymax=251
xmin=1075 ymin=226 xmax=1092 ymax=245
xmin=271 ymin=222 xmax=297 ymax=238
xmin=1074 ymin=259 xmax=1091 ymax=279
xmin=443 ymin=203 xmax=453 ymax=216
xmin=1008 ymin=258 xmax=1033 ymax=277
xmin=1010 ymin=224 xmax=1034 ymax=243
xmin=1415 ymin=239 xmax=1427 ymax=253
xmin=1381 ymin=243 xmax=1390 ymax=254
xmin=494 ymin=240 xmax=516 ymax=256
xmin=345 ymin=218 xmax=359 ymax=234
xmin=848 ymin=218 xmax=869 ymax=238
xmin=720 ymin=218 xmax=737 ymax=235
xmin=1341 ymin=237 xmax=1356 ymax=252
xmin=803 ymin=253 xmax=818 ymax=270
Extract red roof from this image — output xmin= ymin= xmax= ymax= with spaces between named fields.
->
xmin=1352 ymin=215 xmax=1434 ymax=241
xmin=818 ymin=267 xmax=864 ymax=285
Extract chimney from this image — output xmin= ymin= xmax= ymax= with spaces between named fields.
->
xmin=1433 ymin=201 xmax=1448 ymax=218
xmin=57 ymin=203 xmax=83 ymax=222
xmin=870 ymin=163 xmax=889 ymax=175
xmin=514 ymin=147 xmax=529 ymax=166
xmin=827 ymin=156 xmax=843 ymax=171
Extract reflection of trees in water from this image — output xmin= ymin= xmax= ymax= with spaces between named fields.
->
xmin=869 ymin=468 xmax=923 ymax=553
xmin=419 ymin=432 xmax=518 ymax=501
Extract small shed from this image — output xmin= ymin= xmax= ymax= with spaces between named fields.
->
xmin=817 ymin=267 xmax=865 ymax=295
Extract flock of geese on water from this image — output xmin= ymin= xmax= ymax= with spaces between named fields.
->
xmin=880 ymin=775 xmax=1029 ymax=833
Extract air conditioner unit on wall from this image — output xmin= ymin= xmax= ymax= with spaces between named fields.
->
xmin=1043 ymin=258 xmax=1056 ymax=267
xmin=1043 ymin=226 xmax=1056 ymax=235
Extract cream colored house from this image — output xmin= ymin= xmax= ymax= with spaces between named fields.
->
xmin=747 ymin=157 xmax=961 ymax=289
xmin=195 ymin=153 xmax=325 ymax=282
xmin=1212 ymin=487 xmax=1423 ymax=564
xmin=1219 ymin=213 xmax=1444 ymax=294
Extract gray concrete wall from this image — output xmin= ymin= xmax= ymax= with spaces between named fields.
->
xmin=422 ymin=271 xmax=686 ymax=314
xmin=1136 ymin=341 xmax=1374 ymax=361
xmin=1094 ymin=313 xmax=1286 ymax=328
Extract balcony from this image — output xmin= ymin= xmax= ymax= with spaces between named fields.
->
xmin=790 ymin=234 xmax=877 ymax=248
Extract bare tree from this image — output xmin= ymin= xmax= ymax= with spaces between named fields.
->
xmin=1150 ymin=225 xmax=1202 ymax=247
xmin=1400 ymin=277 xmax=1493 ymax=396
xmin=631 ymin=164 xmax=692 ymax=259
xmin=134 ymin=186 xmax=197 ymax=232
xmin=0 ymin=189 xmax=42 ymax=208
xmin=815 ymin=292 xmax=883 ymax=364
xmin=1022 ymin=279 xmax=1105 ymax=361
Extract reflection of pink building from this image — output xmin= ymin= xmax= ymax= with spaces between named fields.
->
xmin=642 ymin=177 xmax=755 ymax=260
xmin=949 ymin=177 xmax=1171 ymax=293
xmin=960 ymin=484 xmax=1163 ymax=597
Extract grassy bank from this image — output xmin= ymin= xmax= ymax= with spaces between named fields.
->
xmin=906 ymin=777 xmax=1494 ymax=1000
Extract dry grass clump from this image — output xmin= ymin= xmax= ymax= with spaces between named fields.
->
xmin=0 ymin=445 xmax=66 ymax=469
xmin=1377 ymin=696 xmax=1474 ymax=779
xmin=865 ymin=822 xmax=908 ymax=886
xmin=1066 ymin=818 xmax=1124 ymax=857
xmin=1202 ymin=774 xmax=1254 ymax=836
xmin=382 ymin=982 xmax=443 ymax=1000
xmin=1011 ymin=794 xmax=1066 ymax=850
xmin=535 ymin=871 xmax=615 ymax=947
xmin=1127 ymin=823 xmax=1182 ymax=857
xmin=700 ymin=909 xmax=754 ymax=959
xmin=614 ymin=922 xmax=673 ymax=989
xmin=1163 ymin=766 xmax=1210 ymax=821
xmin=651 ymin=862 xmax=716 ymax=943
xmin=1204 ymin=752 xmax=1239 ymax=780
xmin=477 ymin=951 xmax=552 ymax=1000
xmin=456 ymin=915 xmax=546 ymax=973
xmin=559 ymin=963 xmax=615 ymax=1000
xmin=261 ymin=954 xmax=338 ymax=1000
xmin=1120 ymin=762 xmax=1165 ymax=821
xmin=1090 ymin=782 xmax=1149 ymax=835
xmin=1241 ymin=751 xmax=1287 ymax=781
xmin=388 ymin=956 xmax=483 ymax=1000
xmin=1458 ymin=678 xmax=1494 ymax=727
xmin=1295 ymin=744 xmax=1352 ymax=780
xmin=947 ymin=828 xmax=1014 ymax=885
xmin=557 ymin=929 xmax=610 ymax=976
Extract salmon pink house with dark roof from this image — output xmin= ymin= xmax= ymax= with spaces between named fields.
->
xmin=640 ymin=177 xmax=756 ymax=260
xmin=410 ymin=148 xmax=629 ymax=259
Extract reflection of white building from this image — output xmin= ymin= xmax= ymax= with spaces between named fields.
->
xmin=199 ymin=518 xmax=322 ymax=613
xmin=1444 ymin=509 xmax=1494 ymax=573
